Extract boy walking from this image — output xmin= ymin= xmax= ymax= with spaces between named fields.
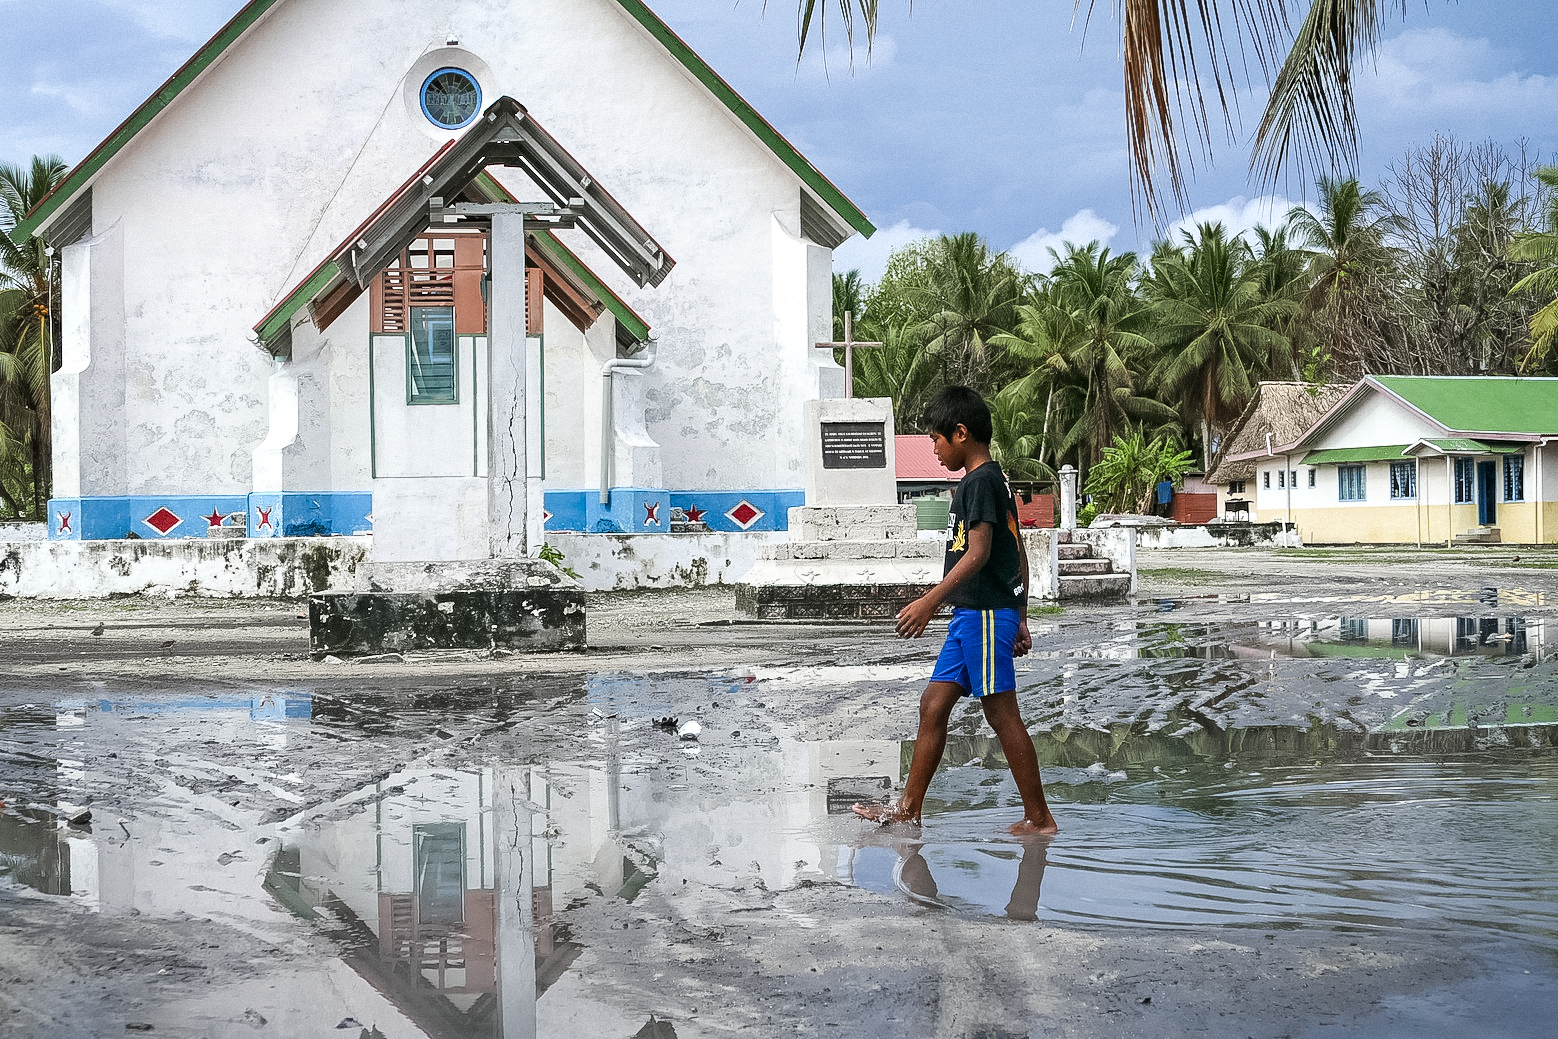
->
xmin=855 ymin=386 xmax=1058 ymax=835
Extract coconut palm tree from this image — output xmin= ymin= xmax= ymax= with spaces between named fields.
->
xmin=1510 ymin=166 xmax=1558 ymax=372
xmin=832 ymin=268 xmax=868 ymax=341
xmin=907 ymin=232 xmax=1023 ymax=395
xmin=0 ymin=155 xmax=67 ymax=518
xmin=988 ymin=387 xmax=1054 ymax=482
xmin=1147 ymin=222 xmax=1296 ymax=465
xmin=1284 ymin=176 xmax=1401 ymax=375
xmin=791 ymin=2 xmax=1415 ymax=217
xmin=996 ymin=244 xmax=1176 ymax=477
xmin=851 ymin=317 xmax=940 ymax=432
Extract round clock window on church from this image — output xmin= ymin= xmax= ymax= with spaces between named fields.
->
xmin=420 ymin=68 xmax=481 ymax=129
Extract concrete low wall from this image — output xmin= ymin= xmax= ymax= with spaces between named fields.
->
xmin=1135 ymin=521 xmax=1297 ymax=549
xmin=545 ymin=531 xmax=787 ymax=592
xmin=0 ymin=531 xmax=789 ymax=598
xmin=0 ymin=537 xmax=372 ymax=599
xmin=0 ymin=522 xmax=45 ymax=542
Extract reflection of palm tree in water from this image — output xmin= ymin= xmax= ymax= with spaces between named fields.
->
xmin=894 ymin=839 xmax=1050 ymax=922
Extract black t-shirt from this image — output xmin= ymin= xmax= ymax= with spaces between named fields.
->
xmin=943 ymin=460 xmax=1025 ymax=610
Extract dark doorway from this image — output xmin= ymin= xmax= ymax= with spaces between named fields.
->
xmin=1477 ymin=461 xmax=1498 ymax=525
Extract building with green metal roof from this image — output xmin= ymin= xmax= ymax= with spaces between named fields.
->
xmin=1231 ymin=375 xmax=1558 ymax=545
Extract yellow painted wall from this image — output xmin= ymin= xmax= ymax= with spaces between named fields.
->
xmin=1292 ymin=500 xmax=1555 ymax=544
xmin=1291 ymin=505 xmax=1422 ymax=544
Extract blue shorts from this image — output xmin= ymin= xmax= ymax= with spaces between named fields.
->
xmin=931 ymin=608 xmax=1020 ymax=698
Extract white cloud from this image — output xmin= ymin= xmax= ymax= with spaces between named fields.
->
xmin=1007 ymin=209 xmax=1119 ymax=274
xmin=1163 ymin=194 xmax=1312 ymax=247
xmin=1361 ymin=28 xmax=1558 ymax=122
xmin=832 ymin=218 xmax=938 ymax=283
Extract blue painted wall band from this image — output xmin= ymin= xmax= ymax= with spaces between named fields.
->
xmin=47 ymin=489 xmax=803 ymax=539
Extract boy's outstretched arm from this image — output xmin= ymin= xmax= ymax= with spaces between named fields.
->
xmin=896 ymin=522 xmax=992 ymax=638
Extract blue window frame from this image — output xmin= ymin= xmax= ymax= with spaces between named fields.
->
xmin=1338 ymin=464 xmax=1366 ymax=501
xmin=1503 ymin=453 xmax=1525 ymax=502
xmin=407 ymin=307 xmax=457 ymax=404
xmin=1389 ymin=460 xmax=1416 ymax=499
xmin=1454 ymin=457 xmax=1475 ymax=503
xmin=420 ymin=68 xmax=481 ymax=129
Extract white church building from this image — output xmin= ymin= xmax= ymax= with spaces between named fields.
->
xmin=17 ymin=0 xmax=872 ymax=569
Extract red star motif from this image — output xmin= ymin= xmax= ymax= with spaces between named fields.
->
xmin=684 ymin=503 xmax=707 ymax=523
xmin=255 ymin=506 xmax=273 ymax=531
xmin=644 ymin=501 xmax=661 ymax=526
xmin=204 ymin=508 xmax=226 ymax=528
xmin=57 ymin=511 xmax=72 ymax=534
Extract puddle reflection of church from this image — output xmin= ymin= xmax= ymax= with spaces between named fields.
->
xmin=267 ymin=768 xmax=572 ymax=1038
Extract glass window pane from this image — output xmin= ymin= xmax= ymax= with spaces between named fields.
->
xmin=408 ymin=307 xmax=457 ymax=404
xmin=1503 ymin=454 xmax=1524 ymax=502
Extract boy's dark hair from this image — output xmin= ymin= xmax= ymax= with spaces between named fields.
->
xmin=922 ymin=386 xmax=993 ymax=444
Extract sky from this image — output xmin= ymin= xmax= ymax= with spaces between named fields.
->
xmin=3 ymin=0 xmax=1557 ymax=280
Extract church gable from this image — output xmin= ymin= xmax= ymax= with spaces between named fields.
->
xmin=15 ymin=0 xmax=871 ymax=250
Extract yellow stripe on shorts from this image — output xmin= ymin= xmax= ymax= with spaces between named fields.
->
xmin=983 ymin=610 xmax=994 ymax=697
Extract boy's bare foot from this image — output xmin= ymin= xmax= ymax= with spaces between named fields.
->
xmin=852 ymin=802 xmax=920 ymax=825
xmin=1009 ymin=816 xmax=1058 ymax=836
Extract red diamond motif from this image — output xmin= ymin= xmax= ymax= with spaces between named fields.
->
xmin=144 ymin=507 xmax=183 ymax=535
xmin=726 ymin=500 xmax=764 ymax=530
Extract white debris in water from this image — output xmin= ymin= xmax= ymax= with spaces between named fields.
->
xmin=678 ymin=720 xmax=702 ymax=740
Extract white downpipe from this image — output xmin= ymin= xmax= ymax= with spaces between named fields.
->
xmin=599 ymin=342 xmax=657 ymax=505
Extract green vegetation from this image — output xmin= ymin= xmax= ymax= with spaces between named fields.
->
xmin=538 ymin=543 xmax=580 ymax=580
xmin=837 ymin=147 xmax=1558 ymax=508
xmin=1028 ymin=604 xmax=1064 ymax=617
xmin=1 ymin=156 xmax=66 ymax=519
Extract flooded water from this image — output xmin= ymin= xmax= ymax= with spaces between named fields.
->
xmin=4 ymin=611 xmax=1558 ymax=1036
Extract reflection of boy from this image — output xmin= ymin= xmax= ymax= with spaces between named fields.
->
xmin=893 ymin=839 xmax=1050 ymax=921
xmin=854 ymin=386 xmax=1058 ymax=836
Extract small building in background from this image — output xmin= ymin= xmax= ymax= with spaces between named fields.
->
xmin=1214 ymin=376 xmax=1558 ymax=545
xmin=893 ymin=435 xmax=1053 ymax=531
xmin=1206 ymin=381 xmax=1350 ymax=522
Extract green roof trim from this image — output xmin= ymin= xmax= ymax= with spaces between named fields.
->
xmin=256 ymin=260 xmax=339 ymax=345
xmin=610 ymin=0 xmax=874 ymax=239
xmin=1414 ymin=438 xmax=1525 ymax=455
xmin=472 ymin=171 xmax=652 ymax=343
xmin=1303 ymin=444 xmax=1410 ymax=465
xmin=11 ymin=0 xmax=282 ymax=245
xmin=1375 ymin=375 xmax=1558 ymax=435
xmin=530 ymin=229 xmax=651 ymax=343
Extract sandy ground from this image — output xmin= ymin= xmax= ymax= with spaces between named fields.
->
xmin=2 ymin=545 xmax=1556 ymax=1038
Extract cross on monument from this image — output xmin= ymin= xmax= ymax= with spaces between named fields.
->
xmin=816 ymin=311 xmax=884 ymax=398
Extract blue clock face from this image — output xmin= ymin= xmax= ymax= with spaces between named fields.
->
xmin=420 ymin=68 xmax=481 ymax=129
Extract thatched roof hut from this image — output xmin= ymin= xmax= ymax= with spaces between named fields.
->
xmin=1206 ymin=382 xmax=1349 ymax=485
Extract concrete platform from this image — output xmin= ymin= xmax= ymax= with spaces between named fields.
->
xmin=309 ymin=559 xmax=584 ymax=656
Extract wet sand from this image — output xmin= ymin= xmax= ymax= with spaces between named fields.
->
xmin=2 ymin=545 xmax=1556 ymax=1038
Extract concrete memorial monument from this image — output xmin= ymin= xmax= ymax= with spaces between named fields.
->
xmin=737 ymin=396 xmax=942 ymax=618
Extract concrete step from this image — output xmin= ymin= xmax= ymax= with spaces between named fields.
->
xmin=1057 ymin=544 xmax=1094 ymax=560
xmin=1054 ymin=530 xmax=1074 ymax=545
xmin=1057 ymin=573 xmax=1131 ymax=601
xmin=1058 ymin=559 xmax=1112 ymax=576
xmin=1453 ymin=527 xmax=1502 ymax=546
